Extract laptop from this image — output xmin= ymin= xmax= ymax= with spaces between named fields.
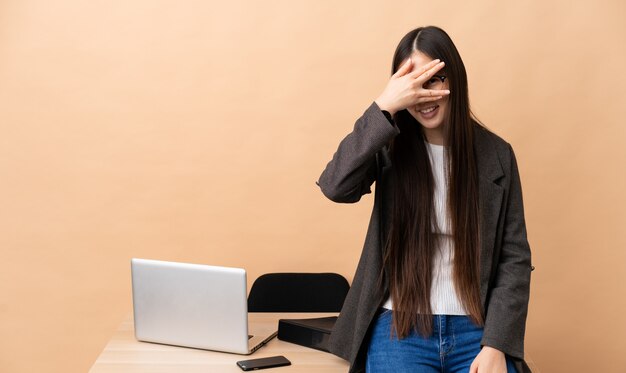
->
xmin=131 ymin=258 xmax=278 ymax=354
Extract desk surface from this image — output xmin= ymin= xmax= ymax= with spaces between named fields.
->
xmin=89 ymin=313 xmax=350 ymax=373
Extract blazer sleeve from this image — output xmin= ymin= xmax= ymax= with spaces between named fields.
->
xmin=317 ymin=101 xmax=400 ymax=203
xmin=481 ymin=144 xmax=533 ymax=359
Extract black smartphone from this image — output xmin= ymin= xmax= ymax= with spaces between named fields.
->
xmin=236 ymin=355 xmax=291 ymax=371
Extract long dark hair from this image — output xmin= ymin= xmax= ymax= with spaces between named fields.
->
xmin=382 ymin=26 xmax=484 ymax=338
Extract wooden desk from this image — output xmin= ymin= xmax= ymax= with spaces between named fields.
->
xmin=90 ymin=313 xmax=350 ymax=373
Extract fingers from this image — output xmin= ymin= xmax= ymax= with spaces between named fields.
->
xmin=415 ymin=95 xmax=444 ymax=105
xmin=392 ymin=58 xmax=413 ymax=78
xmin=407 ymin=59 xmax=441 ymax=78
xmin=415 ymin=86 xmax=450 ymax=101
xmin=425 ymin=89 xmax=450 ymax=97
xmin=409 ymin=60 xmax=446 ymax=82
xmin=469 ymin=358 xmax=479 ymax=373
xmin=411 ymin=89 xmax=449 ymax=104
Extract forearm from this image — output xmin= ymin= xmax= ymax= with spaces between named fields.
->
xmin=317 ymin=101 xmax=399 ymax=203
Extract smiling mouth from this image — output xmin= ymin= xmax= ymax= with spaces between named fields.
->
xmin=419 ymin=105 xmax=439 ymax=114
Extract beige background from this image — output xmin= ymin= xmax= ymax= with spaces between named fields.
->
xmin=1 ymin=0 xmax=625 ymax=372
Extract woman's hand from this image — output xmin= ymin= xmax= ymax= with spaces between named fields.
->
xmin=469 ymin=346 xmax=508 ymax=373
xmin=374 ymin=58 xmax=450 ymax=116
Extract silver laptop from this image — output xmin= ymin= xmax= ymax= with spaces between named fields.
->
xmin=131 ymin=258 xmax=277 ymax=354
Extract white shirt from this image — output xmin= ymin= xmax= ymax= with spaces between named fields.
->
xmin=382 ymin=141 xmax=467 ymax=315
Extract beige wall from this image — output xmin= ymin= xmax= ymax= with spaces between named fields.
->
xmin=1 ymin=0 xmax=625 ymax=372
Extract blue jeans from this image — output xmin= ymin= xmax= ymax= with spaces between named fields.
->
xmin=366 ymin=309 xmax=517 ymax=373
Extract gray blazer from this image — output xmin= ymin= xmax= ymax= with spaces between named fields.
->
xmin=317 ymin=102 xmax=533 ymax=373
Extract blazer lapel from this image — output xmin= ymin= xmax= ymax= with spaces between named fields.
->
xmin=473 ymin=127 xmax=505 ymax=307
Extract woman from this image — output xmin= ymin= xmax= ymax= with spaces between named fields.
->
xmin=317 ymin=26 xmax=533 ymax=373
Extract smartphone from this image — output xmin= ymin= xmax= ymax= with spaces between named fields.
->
xmin=236 ymin=355 xmax=291 ymax=371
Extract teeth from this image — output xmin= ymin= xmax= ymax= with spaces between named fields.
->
xmin=420 ymin=106 xmax=437 ymax=114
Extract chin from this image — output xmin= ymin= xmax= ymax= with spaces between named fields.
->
xmin=419 ymin=120 xmax=445 ymax=129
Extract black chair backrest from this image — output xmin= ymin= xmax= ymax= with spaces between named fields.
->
xmin=247 ymin=273 xmax=350 ymax=312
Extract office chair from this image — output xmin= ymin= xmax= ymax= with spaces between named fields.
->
xmin=247 ymin=273 xmax=350 ymax=312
